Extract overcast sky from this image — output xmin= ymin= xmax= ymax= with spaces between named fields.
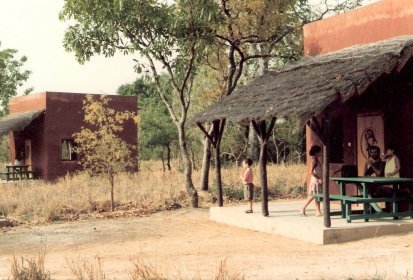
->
xmin=0 ymin=0 xmax=138 ymax=95
xmin=0 ymin=0 xmax=380 ymax=96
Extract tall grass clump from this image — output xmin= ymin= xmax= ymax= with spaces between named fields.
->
xmin=213 ymin=258 xmax=245 ymax=280
xmin=0 ymin=160 xmax=306 ymax=223
xmin=67 ymin=256 xmax=106 ymax=280
xmin=128 ymin=257 xmax=166 ymax=280
xmin=10 ymin=253 xmax=51 ymax=280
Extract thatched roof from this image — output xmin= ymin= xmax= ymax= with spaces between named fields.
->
xmin=0 ymin=110 xmax=45 ymax=136
xmin=191 ymin=36 xmax=413 ymax=126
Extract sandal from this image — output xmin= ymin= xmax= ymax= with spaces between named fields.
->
xmin=244 ymin=209 xmax=253 ymax=213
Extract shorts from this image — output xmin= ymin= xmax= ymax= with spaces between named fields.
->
xmin=244 ymin=183 xmax=254 ymax=201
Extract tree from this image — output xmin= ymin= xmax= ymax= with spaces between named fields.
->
xmin=118 ymin=77 xmax=178 ymax=170
xmin=0 ymin=42 xmax=31 ymax=116
xmin=60 ymin=0 xmax=223 ymax=208
xmin=73 ymin=95 xmax=137 ymax=212
xmin=197 ymin=0 xmax=363 ymax=213
xmin=196 ymin=0 xmax=302 ymax=209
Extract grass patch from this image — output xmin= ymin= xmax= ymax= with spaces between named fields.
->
xmin=10 ymin=253 xmax=50 ymax=280
xmin=0 ymin=161 xmax=306 ymax=224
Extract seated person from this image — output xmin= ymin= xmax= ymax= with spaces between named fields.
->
xmin=382 ymin=144 xmax=401 ymax=178
xmin=364 ymin=146 xmax=390 ymax=198
xmin=363 ymin=145 xmax=385 ymax=177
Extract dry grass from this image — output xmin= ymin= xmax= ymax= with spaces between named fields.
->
xmin=10 ymin=253 xmax=50 ymax=280
xmin=213 ymin=258 xmax=245 ymax=280
xmin=67 ymin=256 xmax=106 ymax=280
xmin=0 ymin=160 xmax=306 ymax=224
xmin=128 ymin=257 xmax=166 ymax=280
xmin=65 ymin=255 xmax=243 ymax=280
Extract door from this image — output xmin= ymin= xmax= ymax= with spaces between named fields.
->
xmin=24 ymin=140 xmax=32 ymax=170
xmin=357 ymin=113 xmax=384 ymax=176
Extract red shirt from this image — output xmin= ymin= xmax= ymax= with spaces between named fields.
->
xmin=243 ymin=167 xmax=253 ymax=184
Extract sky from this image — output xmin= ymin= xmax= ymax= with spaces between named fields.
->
xmin=0 ymin=0 xmax=380 ymax=97
xmin=0 ymin=0 xmax=138 ymax=95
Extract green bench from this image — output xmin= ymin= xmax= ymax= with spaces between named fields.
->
xmin=0 ymin=171 xmax=34 ymax=181
xmin=312 ymin=193 xmax=413 ymax=222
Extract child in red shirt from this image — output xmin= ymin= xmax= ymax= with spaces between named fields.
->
xmin=240 ymin=158 xmax=254 ymax=213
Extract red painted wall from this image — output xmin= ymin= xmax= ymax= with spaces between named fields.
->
xmin=303 ymin=0 xmax=413 ymax=190
xmin=9 ymin=92 xmax=138 ymax=181
xmin=304 ymin=0 xmax=413 ymax=56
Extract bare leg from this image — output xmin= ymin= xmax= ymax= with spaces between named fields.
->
xmin=300 ymin=196 xmax=314 ymax=216
xmin=248 ymin=200 xmax=253 ymax=211
xmin=314 ymin=199 xmax=323 ymax=216
xmin=245 ymin=200 xmax=253 ymax=213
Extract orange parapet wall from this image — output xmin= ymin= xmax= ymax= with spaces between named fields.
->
xmin=304 ymin=0 xmax=413 ymax=56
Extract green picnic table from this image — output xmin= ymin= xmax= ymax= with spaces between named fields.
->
xmin=314 ymin=177 xmax=413 ymax=223
xmin=0 ymin=165 xmax=34 ymax=181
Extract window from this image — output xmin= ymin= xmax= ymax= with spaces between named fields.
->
xmin=61 ymin=139 xmax=77 ymax=161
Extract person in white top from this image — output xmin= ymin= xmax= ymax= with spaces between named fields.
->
xmin=382 ymin=144 xmax=401 ymax=178
xmin=300 ymin=145 xmax=323 ymax=217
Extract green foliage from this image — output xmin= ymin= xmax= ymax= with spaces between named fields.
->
xmin=268 ymin=118 xmax=305 ymax=164
xmin=296 ymin=0 xmax=363 ymax=24
xmin=0 ymin=42 xmax=31 ymax=116
xmin=118 ymin=77 xmax=178 ymax=161
xmin=60 ymin=0 xmax=226 ymax=208
xmin=73 ymin=95 xmax=137 ymax=211
xmin=74 ymin=95 xmax=136 ymax=175
xmin=0 ymin=135 xmax=10 ymax=163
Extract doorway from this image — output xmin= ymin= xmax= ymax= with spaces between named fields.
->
xmin=356 ymin=113 xmax=384 ymax=176
xmin=24 ymin=140 xmax=32 ymax=169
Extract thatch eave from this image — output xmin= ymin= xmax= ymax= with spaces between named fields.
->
xmin=190 ymin=35 xmax=413 ymax=127
xmin=0 ymin=110 xmax=45 ymax=137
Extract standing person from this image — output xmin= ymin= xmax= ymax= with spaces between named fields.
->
xmin=240 ymin=158 xmax=254 ymax=213
xmin=300 ymin=145 xmax=323 ymax=217
xmin=383 ymin=144 xmax=401 ymax=178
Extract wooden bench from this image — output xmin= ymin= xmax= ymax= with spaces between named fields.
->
xmin=312 ymin=193 xmax=413 ymax=222
xmin=0 ymin=171 xmax=34 ymax=181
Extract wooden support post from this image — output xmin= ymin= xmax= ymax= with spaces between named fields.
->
xmin=197 ymin=120 xmax=226 ymax=207
xmin=212 ymin=120 xmax=223 ymax=207
xmin=252 ymin=118 xmax=276 ymax=216
xmin=322 ymin=117 xmax=331 ymax=228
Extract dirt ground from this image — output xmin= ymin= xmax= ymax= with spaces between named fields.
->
xmin=1 ymin=206 xmax=413 ymax=280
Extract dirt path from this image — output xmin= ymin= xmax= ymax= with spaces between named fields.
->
xmin=1 ymin=207 xmax=413 ymax=279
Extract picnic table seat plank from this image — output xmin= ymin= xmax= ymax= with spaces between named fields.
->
xmin=312 ymin=177 xmax=413 ymax=223
xmin=1 ymin=165 xmax=34 ymax=181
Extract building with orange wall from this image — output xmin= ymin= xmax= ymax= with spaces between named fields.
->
xmin=303 ymin=0 xmax=413 ymax=192
xmin=0 ymin=92 xmax=137 ymax=181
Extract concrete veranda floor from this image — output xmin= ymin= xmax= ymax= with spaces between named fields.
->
xmin=210 ymin=199 xmax=413 ymax=244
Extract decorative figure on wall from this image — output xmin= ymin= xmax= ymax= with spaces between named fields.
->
xmin=361 ymin=127 xmax=378 ymax=159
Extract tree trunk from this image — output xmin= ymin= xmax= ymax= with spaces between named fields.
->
xmin=258 ymin=42 xmax=270 ymax=75
xmin=166 ymin=144 xmax=171 ymax=171
xmin=252 ymin=119 xmax=276 ymax=217
xmin=212 ymin=120 xmax=226 ymax=207
xmin=248 ymin=122 xmax=260 ymax=161
xmin=108 ymin=170 xmax=115 ymax=212
xmin=323 ymin=117 xmax=331 ymax=228
xmin=259 ymin=134 xmax=269 ymax=216
xmin=177 ymin=122 xmax=198 ymax=208
xmin=161 ymin=150 xmax=165 ymax=172
xmin=215 ymin=143 xmax=223 ymax=207
xmin=199 ymin=136 xmax=212 ymax=191
xmin=191 ymin=149 xmax=197 ymax=171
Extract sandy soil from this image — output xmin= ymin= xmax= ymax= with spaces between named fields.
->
xmin=1 ymin=207 xmax=413 ymax=280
